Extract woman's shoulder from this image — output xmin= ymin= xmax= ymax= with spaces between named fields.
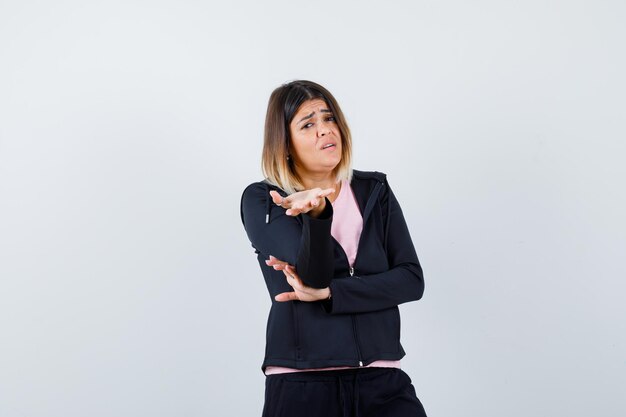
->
xmin=241 ymin=179 xmax=284 ymax=196
xmin=241 ymin=180 xmax=269 ymax=204
xmin=240 ymin=179 xmax=286 ymax=213
xmin=351 ymin=169 xmax=388 ymax=183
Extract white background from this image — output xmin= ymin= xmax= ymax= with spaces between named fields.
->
xmin=1 ymin=1 xmax=625 ymax=416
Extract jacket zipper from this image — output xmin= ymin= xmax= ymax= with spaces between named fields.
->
xmin=350 ymin=181 xmax=383 ymax=367
xmin=332 ymin=238 xmax=363 ymax=367
xmin=331 ymin=181 xmax=383 ymax=278
xmin=349 ymin=267 xmax=363 ymax=367
xmin=332 ymin=180 xmax=384 ymax=368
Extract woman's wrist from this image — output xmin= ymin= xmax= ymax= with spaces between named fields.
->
xmin=308 ymin=197 xmax=327 ymax=218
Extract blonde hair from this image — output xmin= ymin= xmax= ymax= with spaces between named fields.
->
xmin=262 ymin=80 xmax=352 ymax=194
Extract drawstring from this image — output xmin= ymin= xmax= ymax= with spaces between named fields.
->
xmin=264 ymin=183 xmax=272 ymax=224
xmin=337 ymin=376 xmax=346 ymax=416
xmin=264 ymin=182 xmax=289 ymax=224
xmin=336 ymin=371 xmax=362 ymax=417
xmin=353 ymin=371 xmax=361 ymax=417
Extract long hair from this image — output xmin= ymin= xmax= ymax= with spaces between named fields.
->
xmin=262 ymin=80 xmax=353 ymax=194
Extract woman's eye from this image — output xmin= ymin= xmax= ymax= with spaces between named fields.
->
xmin=326 ymin=116 xmax=336 ymax=122
xmin=303 ymin=123 xmax=313 ymax=129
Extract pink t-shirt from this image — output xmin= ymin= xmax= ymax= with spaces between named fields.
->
xmin=265 ymin=179 xmax=401 ymax=375
xmin=330 ymin=179 xmax=363 ymax=267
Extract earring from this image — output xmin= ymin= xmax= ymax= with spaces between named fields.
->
xmin=286 ymin=155 xmax=291 ymax=161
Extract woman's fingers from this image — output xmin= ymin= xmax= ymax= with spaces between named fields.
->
xmin=279 ymin=187 xmax=337 ymax=216
xmin=286 ymin=206 xmax=303 ymax=216
xmin=270 ymin=190 xmax=296 ymax=210
xmin=285 ymin=200 xmax=299 ymax=216
xmin=277 ymin=269 xmax=303 ymax=302
xmin=265 ymin=255 xmax=290 ymax=269
xmin=272 ymin=187 xmax=336 ymax=216
xmin=284 ymin=264 xmax=294 ymax=276
xmin=276 ymin=267 xmax=330 ymax=302
xmin=269 ymin=190 xmax=284 ymax=206
xmin=282 ymin=267 xmax=303 ymax=289
xmin=275 ymin=292 xmax=299 ymax=302
xmin=287 ymin=200 xmax=317 ymax=216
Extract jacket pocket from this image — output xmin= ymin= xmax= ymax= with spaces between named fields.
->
xmin=357 ymin=307 xmax=402 ymax=358
xmin=297 ymin=302 xmax=358 ymax=362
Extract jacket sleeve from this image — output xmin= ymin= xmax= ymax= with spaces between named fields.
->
xmin=323 ymin=180 xmax=424 ymax=313
xmin=240 ymin=182 xmax=335 ymax=289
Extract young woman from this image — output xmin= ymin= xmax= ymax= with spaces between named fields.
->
xmin=241 ymin=80 xmax=428 ymax=417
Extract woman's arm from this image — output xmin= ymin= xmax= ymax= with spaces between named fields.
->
xmin=323 ymin=181 xmax=424 ymax=313
xmin=240 ymin=182 xmax=335 ymax=289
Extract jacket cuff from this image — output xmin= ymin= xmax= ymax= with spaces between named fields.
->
xmin=321 ymin=280 xmax=337 ymax=313
xmin=303 ymin=197 xmax=333 ymax=221
xmin=321 ymin=297 xmax=333 ymax=313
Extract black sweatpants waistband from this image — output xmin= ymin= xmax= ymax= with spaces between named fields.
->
xmin=263 ymin=367 xmax=427 ymax=417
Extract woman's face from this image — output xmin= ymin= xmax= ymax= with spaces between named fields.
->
xmin=289 ymin=99 xmax=342 ymax=177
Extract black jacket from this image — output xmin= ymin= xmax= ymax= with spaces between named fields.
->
xmin=240 ymin=169 xmax=424 ymax=372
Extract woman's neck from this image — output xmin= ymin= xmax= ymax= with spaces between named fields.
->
xmin=301 ymin=177 xmax=338 ymax=190
xmin=299 ymin=172 xmax=337 ymax=190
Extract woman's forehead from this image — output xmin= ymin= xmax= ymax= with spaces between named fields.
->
xmin=296 ymin=99 xmax=329 ymax=113
xmin=293 ymin=99 xmax=331 ymax=122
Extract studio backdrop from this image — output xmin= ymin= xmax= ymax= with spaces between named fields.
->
xmin=0 ymin=1 xmax=624 ymax=416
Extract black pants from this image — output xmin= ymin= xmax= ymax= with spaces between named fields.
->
xmin=262 ymin=367 xmax=427 ymax=417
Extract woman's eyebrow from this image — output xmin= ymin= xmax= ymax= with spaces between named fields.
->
xmin=297 ymin=109 xmax=332 ymax=124
xmin=297 ymin=112 xmax=315 ymax=124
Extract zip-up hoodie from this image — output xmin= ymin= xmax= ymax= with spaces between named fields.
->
xmin=240 ymin=169 xmax=424 ymax=372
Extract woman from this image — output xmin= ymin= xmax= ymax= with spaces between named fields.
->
xmin=240 ymin=80 xmax=427 ymax=417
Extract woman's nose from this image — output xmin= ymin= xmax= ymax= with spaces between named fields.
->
xmin=317 ymin=124 xmax=331 ymax=137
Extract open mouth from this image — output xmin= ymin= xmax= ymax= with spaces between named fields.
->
xmin=321 ymin=143 xmax=336 ymax=150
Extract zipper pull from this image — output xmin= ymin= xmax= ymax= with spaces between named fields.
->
xmin=349 ymin=267 xmax=354 ymax=276
xmin=358 ymin=361 xmax=363 ymax=366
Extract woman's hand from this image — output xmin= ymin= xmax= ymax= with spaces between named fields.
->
xmin=265 ymin=255 xmax=331 ymax=302
xmin=269 ymin=188 xmax=335 ymax=217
